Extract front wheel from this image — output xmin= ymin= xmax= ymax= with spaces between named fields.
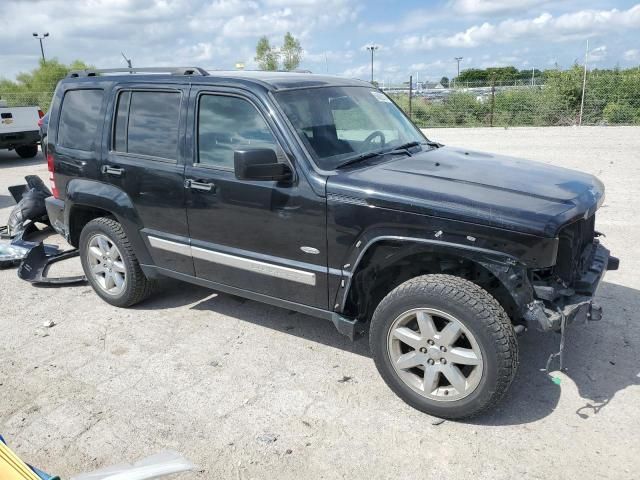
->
xmin=15 ymin=144 xmax=38 ymax=158
xmin=370 ymin=274 xmax=518 ymax=419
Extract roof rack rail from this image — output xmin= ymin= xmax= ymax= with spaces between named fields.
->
xmin=66 ymin=67 xmax=210 ymax=78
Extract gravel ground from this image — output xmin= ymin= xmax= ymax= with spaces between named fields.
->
xmin=1 ymin=126 xmax=638 ymax=479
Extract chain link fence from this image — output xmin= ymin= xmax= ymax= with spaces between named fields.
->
xmin=0 ymin=91 xmax=54 ymax=110
xmin=386 ymin=68 xmax=640 ymax=127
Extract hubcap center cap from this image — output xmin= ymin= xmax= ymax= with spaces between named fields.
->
xmin=426 ymin=345 xmax=440 ymax=359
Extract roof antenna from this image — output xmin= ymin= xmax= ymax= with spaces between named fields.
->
xmin=121 ymin=52 xmax=133 ymax=71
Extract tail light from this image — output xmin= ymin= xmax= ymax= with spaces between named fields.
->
xmin=38 ymin=109 xmax=45 ymax=118
xmin=38 ymin=117 xmax=43 ymax=127
xmin=47 ymin=153 xmax=59 ymax=199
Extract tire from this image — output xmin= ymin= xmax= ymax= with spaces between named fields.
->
xmin=370 ymin=274 xmax=518 ymax=419
xmin=79 ymin=217 xmax=156 ymax=307
xmin=15 ymin=144 xmax=38 ymax=158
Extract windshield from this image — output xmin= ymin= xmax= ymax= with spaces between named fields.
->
xmin=274 ymin=86 xmax=427 ymax=170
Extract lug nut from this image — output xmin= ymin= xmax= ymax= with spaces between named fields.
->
xmin=440 ymin=346 xmax=447 ymax=352
xmin=427 ymin=339 xmax=435 ymax=345
xmin=419 ymin=347 xmax=427 ymax=353
xmin=427 ymin=359 xmax=435 ymax=365
xmin=440 ymin=358 xmax=447 ymax=364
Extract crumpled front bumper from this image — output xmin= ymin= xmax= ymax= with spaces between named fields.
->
xmin=525 ymin=241 xmax=619 ymax=332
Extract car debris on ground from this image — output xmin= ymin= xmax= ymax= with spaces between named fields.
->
xmin=0 ymin=174 xmax=85 ymax=285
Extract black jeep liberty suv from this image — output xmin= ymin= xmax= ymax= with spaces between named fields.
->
xmin=44 ymin=67 xmax=618 ymax=419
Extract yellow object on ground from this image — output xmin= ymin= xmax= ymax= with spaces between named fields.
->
xmin=0 ymin=441 xmax=41 ymax=480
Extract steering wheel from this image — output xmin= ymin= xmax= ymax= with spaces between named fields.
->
xmin=360 ymin=130 xmax=386 ymax=152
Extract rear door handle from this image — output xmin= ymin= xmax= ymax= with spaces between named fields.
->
xmin=102 ymin=165 xmax=125 ymax=177
xmin=185 ymin=179 xmax=215 ymax=192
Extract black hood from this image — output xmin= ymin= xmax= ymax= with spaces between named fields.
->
xmin=327 ymin=146 xmax=604 ymax=237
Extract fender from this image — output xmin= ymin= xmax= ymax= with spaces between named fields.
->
xmin=64 ymin=178 xmax=153 ymax=265
xmin=333 ymin=234 xmax=536 ymax=320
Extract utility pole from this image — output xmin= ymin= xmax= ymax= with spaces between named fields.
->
xmin=531 ymin=68 xmax=535 ymax=86
xmin=454 ymin=57 xmax=463 ymax=87
xmin=32 ymin=32 xmax=49 ymax=63
xmin=579 ymin=40 xmax=589 ymax=126
xmin=409 ymin=75 xmax=413 ymax=119
xmin=367 ymin=45 xmax=379 ymax=84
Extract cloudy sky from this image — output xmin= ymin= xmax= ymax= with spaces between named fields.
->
xmin=1 ymin=0 xmax=639 ymax=84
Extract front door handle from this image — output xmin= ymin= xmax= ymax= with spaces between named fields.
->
xmin=185 ymin=179 xmax=215 ymax=192
xmin=102 ymin=165 xmax=125 ymax=177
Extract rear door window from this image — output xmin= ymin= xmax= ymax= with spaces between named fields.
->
xmin=57 ymin=89 xmax=104 ymax=151
xmin=113 ymin=90 xmax=181 ymax=161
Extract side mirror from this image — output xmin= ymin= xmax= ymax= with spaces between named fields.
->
xmin=234 ymin=149 xmax=292 ymax=182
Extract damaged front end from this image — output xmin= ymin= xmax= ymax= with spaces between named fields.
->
xmin=524 ymin=215 xmax=619 ymax=332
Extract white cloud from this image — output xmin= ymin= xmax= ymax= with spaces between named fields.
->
xmin=624 ymin=49 xmax=640 ymax=61
xmin=0 ymin=0 xmax=360 ymax=79
xmin=409 ymin=60 xmax=447 ymax=72
xmin=339 ymin=63 xmax=374 ymax=79
xmin=589 ymin=45 xmax=607 ymax=63
xmin=397 ymin=5 xmax=640 ymax=51
xmin=304 ymin=50 xmax=354 ymax=63
xmin=450 ymin=0 xmax=556 ymax=15
xmin=366 ymin=9 xmax=442 ymax=34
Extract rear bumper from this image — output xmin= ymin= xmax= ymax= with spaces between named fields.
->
xmin=0 ymin=130 xmax=40 ymax=149
xmin=45 ymin=196 xmax=67 ymax=238
xmin=526 ymin=241 xmax=619 ymax=331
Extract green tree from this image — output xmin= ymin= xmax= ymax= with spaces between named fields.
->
xmin=0 ymin=59 xmax=90 ymax=110
xmin=485 ymin=66 xmax=518 ymax=83
xmin=456 ymin=68 xmax=488 ymax=84
xmin=255 ymin=36 xmax=278 ymax=71
xmin=457 ymin=66 xmax=525 ymax=85
xmin=440 ymin=76 xmax=449 ymax=88
xmin=282 ymin=32 xmax=303 ymax=71
xmin=254 ymin=33 xmax=303 ymax=71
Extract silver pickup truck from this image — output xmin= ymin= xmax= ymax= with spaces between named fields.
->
xmin=0 ymin=100 xmax=42 ymax=158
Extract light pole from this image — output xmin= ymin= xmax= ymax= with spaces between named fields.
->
xmin=32 ymin=32 xmax=49 ymax=63
xmin=367 ymin=45 xmax=379 ymax=84
xmin=454 ymin=56 xmax=463 ymax=86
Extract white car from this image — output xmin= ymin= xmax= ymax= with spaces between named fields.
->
xmin=0 ymin=99 xmax=42 ymax=158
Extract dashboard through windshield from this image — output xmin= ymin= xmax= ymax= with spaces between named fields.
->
xmin=274 ymin=86 xmax=428 ymax=170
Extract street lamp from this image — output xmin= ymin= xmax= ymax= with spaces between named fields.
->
xmin=367 ymin=45 xmax=379 ymax=84
xmin=32 ymin=32 xmax=49 ymax=63
xmin=454 ymin=56 xmax=463 ymax=77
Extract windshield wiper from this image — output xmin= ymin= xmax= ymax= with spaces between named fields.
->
xmin=388 ymin=141 xmax=423 ymax=156
xmin=335 ymin=150 xmax=384 ymax=169
xmin=336 ymin=141 xmax=428 ymax=169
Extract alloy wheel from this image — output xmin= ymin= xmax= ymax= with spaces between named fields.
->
xmin=87 ymin=233 xmax=127 ymax=296
xmin=387 ymin=307 xmax=484 ymax=401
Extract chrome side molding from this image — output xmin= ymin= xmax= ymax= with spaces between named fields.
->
xmin=147 ymin=236 xmax=316 ymax=286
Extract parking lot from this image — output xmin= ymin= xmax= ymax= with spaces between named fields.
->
xmin=1 ymin=126 xmax=638 ymax=479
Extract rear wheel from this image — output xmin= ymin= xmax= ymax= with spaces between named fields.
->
xmin=15 ymin=144 xmax=38 ymax=158
xmin=79 ymin=217 xmax=156 ymax=307
xmin=370 ymin=274 xmax=518 ymax=419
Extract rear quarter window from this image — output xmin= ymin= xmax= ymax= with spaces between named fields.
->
xmin=113 ymin=90 xmax=181 ymax=161
xmin=57 ymin=89 xmax=104 ymax=151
